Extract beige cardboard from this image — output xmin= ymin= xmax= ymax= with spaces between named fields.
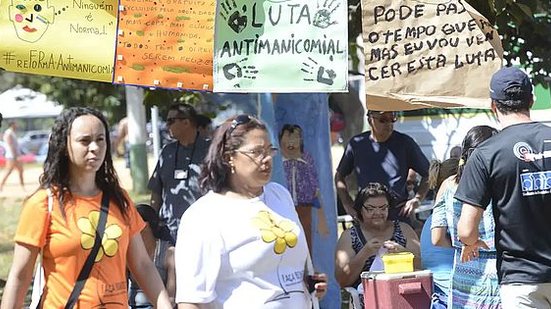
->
xmin=362 ymin=0 xmax=503 ymax=111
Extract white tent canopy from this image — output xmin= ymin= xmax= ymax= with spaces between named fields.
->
xmin=0 ymin=87 xmax=63 ymax=119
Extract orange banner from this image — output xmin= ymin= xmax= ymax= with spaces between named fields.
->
xmin=114 ymin=0 xmax=215 ymax=90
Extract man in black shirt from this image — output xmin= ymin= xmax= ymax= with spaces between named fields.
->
xmin=456 ymin=67 xmax=551 ymax=308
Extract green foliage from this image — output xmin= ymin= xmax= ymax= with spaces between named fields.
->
xmin=0 ymin=72 xmax=127 ymax=123
xmin=142 ymin=88 xmax=204 ymax=118
xmin=467 ymin=0 xmax=551 ymax=87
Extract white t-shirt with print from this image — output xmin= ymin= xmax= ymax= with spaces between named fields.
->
xmin=175 ymin=182 xmax=311 ymax=309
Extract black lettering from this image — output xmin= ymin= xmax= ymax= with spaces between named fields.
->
xmin=390 ymin=62 xmax=401 ymax=76
xmin=373 ymin=6 xmax=385 ymax=24
xmin=297 ymin=5 xmax=311 ymax=24
xmin=466 ymin=36 xmax=475 ymax=47
xmin=268 ymin=5 xmax=281 ymax=26
xmin=467 ymin=18 xmax=477 ymax=31
xmin=370 ymin=48 xmax=382 ymax=61
xmin=413 ymin=4 xmax=424 ymax=17
xmin=368 ymin=32 xmax=379 ymax=43
xmin=288 ymin=4 xmax=300 ymax=24
xmin=407 ymin=60 xmax=416 ymax=73
xmin=368 ymin=67 xmax=379 ymax=80
xmin=403 ymin=41 xmax=423 ymax=55
xmin=455 ymin=54 xmax=464 ymax=68
xmin=399 ymin=5 xmax=412 ymax=20
xmin=252 ymin=3 xmax=263 ymax=28
xmin=426 ymin=38 xmax=437 ymax=50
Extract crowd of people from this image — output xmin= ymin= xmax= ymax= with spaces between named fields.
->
xmin=0 ymin=66 xmax=550 ymax=309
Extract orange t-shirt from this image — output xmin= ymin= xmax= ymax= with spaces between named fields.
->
xmin=15 ymin=189 xmax=146 ymax=308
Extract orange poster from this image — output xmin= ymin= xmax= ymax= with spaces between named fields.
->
xmin=114 ymin=0 xmax=214 ymax=90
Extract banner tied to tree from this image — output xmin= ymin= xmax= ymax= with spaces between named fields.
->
xmin=0 ymin=0 xmax=118 ymax=82
xmin=114 ymin=0 xmax=215 ymax=90
xmin=362 ymin=0 xmax=504 ymax=111
xmin=213 ymin=0 xmax=349 ymax=92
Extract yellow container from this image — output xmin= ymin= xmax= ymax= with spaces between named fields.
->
xmin=381 ymin=252 xmax=414 ymax=274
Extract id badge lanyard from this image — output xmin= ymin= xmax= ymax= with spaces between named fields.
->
xmin=174 ymin=131 xmax=199 ymax=187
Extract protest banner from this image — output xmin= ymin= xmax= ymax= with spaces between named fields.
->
xmin=0 ymin=0 xmax=117 ymax=82
xmin=114 ymin=0 xmax=215 ymax=90
xmin=213 ymin=0 xmax=348 ymax=92
xmin=362 ymin=0 xmax=503 ymax=111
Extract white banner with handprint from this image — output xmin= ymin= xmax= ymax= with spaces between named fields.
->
xmin=213 ymin=0 xmax=348 ymax=92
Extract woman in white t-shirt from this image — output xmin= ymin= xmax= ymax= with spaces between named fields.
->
xmin=174 ymin=114 xmax=327 ymax=309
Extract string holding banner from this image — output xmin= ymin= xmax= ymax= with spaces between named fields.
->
xmin=362 ymin=0 xmax=503 ymax=111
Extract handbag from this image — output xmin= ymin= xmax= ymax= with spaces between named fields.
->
xmin=29 ymin=190 xmax=110 ymax=309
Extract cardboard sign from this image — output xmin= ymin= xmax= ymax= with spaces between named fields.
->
xmin=113 ymin=0 xmax=215 ymax=90
xmin=213 ymin=0 xmax=348 ymax=92
xmin=362 ymin=0 xmax=503 ymax=111
xmin=0 ymin=0 xmax=118 ymax=82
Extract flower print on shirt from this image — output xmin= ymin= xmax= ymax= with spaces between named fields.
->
xmin=78 ymin=211 xmax=123 ymax=262
xmin=252 ymin=210 xmax=298 ymax=254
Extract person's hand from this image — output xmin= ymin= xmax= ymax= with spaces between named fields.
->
xmin=400 ymin=197 xmax=420 ymax=217
xmin=309 ymin=273 xmax=328 ymax=299
xmin=460 ymin=239 xmax=489 ymax=262
xmin=383 ymin=240 xmax=406 ymax=253
xmin=361 ymin=238 xmax=382 ymax=256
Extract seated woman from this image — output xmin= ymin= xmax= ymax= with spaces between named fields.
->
xmin=335 ymin=183 xmax=421 ymax=292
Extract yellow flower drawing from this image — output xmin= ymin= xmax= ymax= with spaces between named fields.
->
xmin=252 ymin=210 xmax=298 ymax=254
xmin=78 ymin=211 xmax=123 ymax=262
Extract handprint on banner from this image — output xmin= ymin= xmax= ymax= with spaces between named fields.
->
xmin=220 ymin=0 xmax=247 ymax=33
xmin=301 ymin=57 xmax=336 ymax=86
xmin=312 ymin=0 xmax=340 ymax=29
xmin=222 ymin=57 xmax=258 ymax=88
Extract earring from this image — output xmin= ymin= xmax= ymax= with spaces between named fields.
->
xmin=229 ymin=160 xmax=235 ymax=174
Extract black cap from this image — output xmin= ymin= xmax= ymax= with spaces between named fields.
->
xmin=489 ymin=67 xmax=532 ymax=101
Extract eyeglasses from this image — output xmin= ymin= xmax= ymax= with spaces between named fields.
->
xmin=235 ymin=147 xmax=278 ymax=161
xmin=368 ymin=112 xmax=397 ymax=124
xmin=166 ymin=117 xmax=187 ymax=125
xmin=362 ymin=203 xmax=389 ymax=213
xmin=228 ymin=114 xmax=252 ymax=136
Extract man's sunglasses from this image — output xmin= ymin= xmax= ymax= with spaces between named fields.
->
xmin=368 ymin=112 xmax=397 ymax=124
xmin=166 ymin=117 xmax=187 ymax=125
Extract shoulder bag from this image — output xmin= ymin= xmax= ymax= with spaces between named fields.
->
xmin=29 ymin=190 xmax=110 ymax=309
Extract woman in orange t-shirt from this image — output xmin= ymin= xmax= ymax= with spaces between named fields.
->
xmin=1 ymin=107 xmax=171 ymax=308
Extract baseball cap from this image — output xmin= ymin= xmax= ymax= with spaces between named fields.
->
xmin=489 ymin=67 xmax=533 ymax=101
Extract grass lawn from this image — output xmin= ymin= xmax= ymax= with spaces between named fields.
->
xmin=0 ymin=195 xmax=24 ymax=300
xmin=0 ymin=196 xmax=24 ymax=281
